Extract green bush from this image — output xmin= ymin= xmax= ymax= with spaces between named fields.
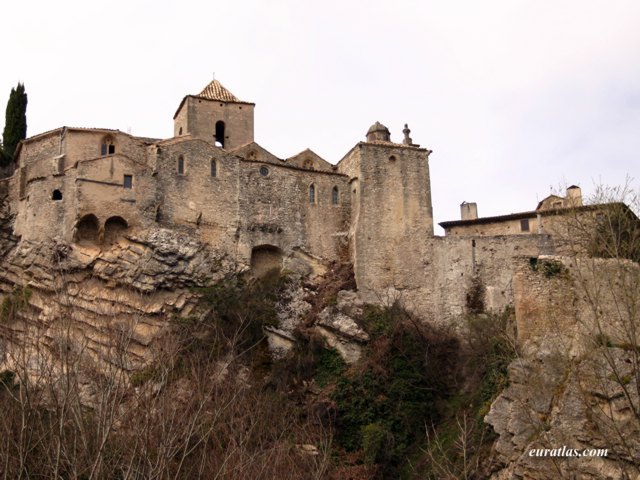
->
xmin=184 ymin=270 xmax=290 ymax=359
xmin=315 ymin=348 xmax=345 ymax=387
xmin=0 ymin=286 xmax=32 ymax=323
xmin=331 ymin=303 xmax=458 ymax=476
xmin=362 ymin=423 xmax=390 ymax=465
xmin=0 ymin=370 xmax=15 ymax=389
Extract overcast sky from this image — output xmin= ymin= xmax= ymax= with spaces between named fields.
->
xmin=2 ymin=0 xmax=639 ymax=232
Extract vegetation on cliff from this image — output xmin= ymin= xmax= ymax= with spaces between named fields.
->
xmin=2 ymin=82 xmax=27 ymax=165
xmin=0 ymin=262 xmax=518 ymax=479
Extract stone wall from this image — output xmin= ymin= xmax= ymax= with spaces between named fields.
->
xmin=175 ymin=97 xmax=254 ymax=150
xmin=76 ymin=154 xmax=157 ymax=237
xmin=155 ymin=138 xmax=241 ymax=251
xmin=63 ymin=130 xmax=149 ymax=169
xmin=343 ymin=142 xmax=434 ymax=298
xmin=237 ymin=160 xmax=350 ymax=264
xmin=446 ymin=216 xmax=539 ymax=236
xmin=395 ymin=234 xmax=555 ymax=327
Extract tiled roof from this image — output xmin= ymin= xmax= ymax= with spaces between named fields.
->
xmin=196 ymin=80 xmax=240 ymax=102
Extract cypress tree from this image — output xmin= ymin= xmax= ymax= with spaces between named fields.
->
xmin=2 ymin=83 xmax=27 ymax=164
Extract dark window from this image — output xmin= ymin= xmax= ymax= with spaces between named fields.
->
xmin=178 ymin=156 xmax=185 ymax=174
xmin=259 ymin=166 xmax=269 ymax=176
xmin=309 ymin=184 xmax=316 ymax=204
xmin=101 ymin=136 xmax=115 ymax=156
xmin=211 ymin=159 xmax=217 ymax=177
xmin=215 ymin=121 xmax=225 ymax=147
xmin=52 ymin=190 xmax=62 ymax=201
xmin=332 ymin=186 xmax=339 ymax=204
xmin=520 ymin=218 xmax=530 ymax=232
xmin=123 ymin=175 xmax=133 ymax=189
xmin=179 ymin=127 xmax=183 ymax=135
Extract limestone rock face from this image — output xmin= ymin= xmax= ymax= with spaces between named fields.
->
xmin=484 ymin=257 xmax=640 ymax=480
xmin=265 ymin=280 xmax=312 ymax=359
xmin=0 ymin=228 xmax=235 ymax=374
xmin=486 ymin=347 xmax=640 ymax=480
xmin=315 ymin=291 xmax=369 ymax=364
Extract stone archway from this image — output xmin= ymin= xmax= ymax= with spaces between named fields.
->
xmin=75 ymin=214 xmax=100 ymax=244
xmin=250 ymin=245 xmax=283 ymax=278
xmin=103 ymin=216 xmax=128 ymax=245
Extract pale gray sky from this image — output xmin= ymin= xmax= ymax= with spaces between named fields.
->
xmin=3 ymin=0 xmax=639 ymax=232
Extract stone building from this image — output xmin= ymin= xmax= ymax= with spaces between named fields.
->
xmin=439 ymin=186 xmax=586 ymax=237
xmin=5 ymin=79 xmax=566 ymax=323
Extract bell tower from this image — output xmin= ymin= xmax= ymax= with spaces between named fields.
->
xmin=173 ymin=79 xmax=255 ymax=150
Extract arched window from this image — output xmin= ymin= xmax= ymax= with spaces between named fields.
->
xmin=215 ymin=121 xmax=225 ymax=147
xmin=177 ymin=156 xmax=185 ymax=174
xmin=332 ymin=186 xmax=339 ymax=205
xmin=52 ymin=190 xmax=63 ymax=201
xmin=104 ymin=216 xmax=128 ymax=245
xmin=178 ymin=127 xmax=183 ymax=135
xmin=309 ymin=184 xmax=316 ymax=204
xmin=211 ymin=159 xmax=217 ymax=177
xmin=100 ymin=136 xmax=115 ymax=156
xmin=76 ymin=214 xmax=99 ymax=243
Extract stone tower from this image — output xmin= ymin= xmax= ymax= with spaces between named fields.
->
xmin=173 ymin=79 xmax=255 ymax=149
xmin=338 ymin=122 xmax=434 ymax=300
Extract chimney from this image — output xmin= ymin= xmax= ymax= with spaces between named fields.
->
xmin=461 ymin=201 xmax=478 ymax=220
xmin=566 ymin=185 xmax=583 ymax=207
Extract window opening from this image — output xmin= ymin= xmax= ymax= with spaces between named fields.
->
xmin=101 ymin=136 xmax=115 ymax=155
xmin=309 ymin=184 xmax=316 ymax=204
xmin=259 ymin=166 xmax=269 ymax=177
xmin=520 ymin=218 xmax=530 ymax=232
xmin=211 ymin=159 xmax=217 ymax=177
xmin=332 ymin=186 xmax=339 ymax=204
xmin=178 ymin=156 xmax=185 ymax=174
xmin=52 ymin=190 xmax=62 ymax=201
xmin=215 ymin=121 xmax=225 ymax=147
xmin=123 ymin=175 xmax=133 ymax=189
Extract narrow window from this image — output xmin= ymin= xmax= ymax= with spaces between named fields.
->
xmin=215 ymin=121 xmax=225 ymax=147
xmin=179 ymin=127 xmax=183 ymax=135
xmin=309 ymin=184 xmax=316 ymax=204
xmin=332 ymin=186 xmax=339 ymax=204
xmin=52 ymin=190 xmax=62 ymax=201
xmin=123 ymin=175 xmax=133 ymax=189
xmin=520 ymin=218 xmax=530 ymax=232
xmin=211 ymin=159 xmax=217 ymax=177
xmin=177 ymin=156 xmax=185 ymax=174
xmin=101 ymin=136 xmax=115 ymax=156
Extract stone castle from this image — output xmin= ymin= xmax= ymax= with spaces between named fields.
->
xmin=2 ymin=79 xmax=638 ymax=480
xmin=5 ymin=79 xmax=556 ymax=322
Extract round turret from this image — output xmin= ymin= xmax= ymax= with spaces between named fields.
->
xmin=366 ymin=121 xmax=391 ymax=142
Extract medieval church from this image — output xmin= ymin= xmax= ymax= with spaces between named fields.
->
xmin=5 ymin=79 xmax=555 ymax=322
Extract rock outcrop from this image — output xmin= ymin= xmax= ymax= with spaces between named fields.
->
xmin=486 ymin=257 xmax=640 ymax=480
xmin=0 ymin=227 xmax=235 ymax=373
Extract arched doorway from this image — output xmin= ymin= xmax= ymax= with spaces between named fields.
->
xmin=75 ymin=214 xmax=99 ymax=244
xmin=250 ymin=245 xmax=283 ymax=278
xmin=104 ymin=216 xmax=128 ymax=245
